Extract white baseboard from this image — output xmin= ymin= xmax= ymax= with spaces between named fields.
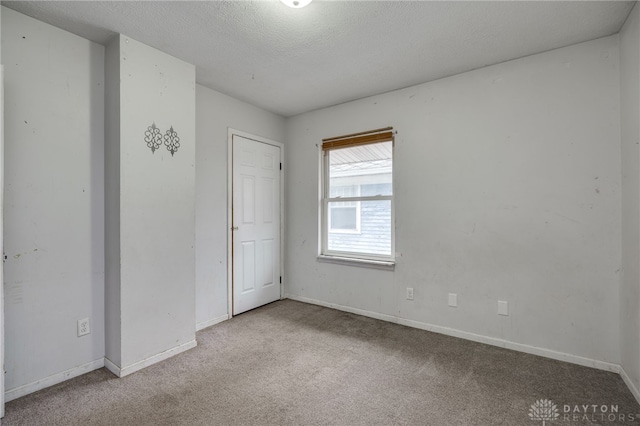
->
xmin=397 ymin=316 xmax=619 ymax=373
xmin=285 ymin=294 xmax=620 ymax=374
xmin=103 ymin=357 xmax=120 ymax=377
xmin=196 ymin=314 xmax=229 ymax=331
xmin=110 ymin=340 xmax=198 ymax=378
xmin=7 ymin=340 xmax=198 ymax=401
xmin=619 ymin=366 xmax=640 ymax=405
xmin=5 ymin=358 xmax=104 ymax=402
xmin=287 ymin=294 xmax=398 ymax=323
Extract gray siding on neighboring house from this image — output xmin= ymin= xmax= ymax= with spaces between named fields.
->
xmin=328 ymin=183 xmax=392 ymax=255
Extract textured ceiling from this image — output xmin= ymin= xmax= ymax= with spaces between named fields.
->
xmin=2 ymin=1 xmax=635 ymax=117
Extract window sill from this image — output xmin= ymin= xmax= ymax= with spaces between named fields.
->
xmin=317 ymin=255 xmax=395 ymax=271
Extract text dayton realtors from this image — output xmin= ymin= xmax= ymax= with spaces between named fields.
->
xmin=562 ymin=404 xmax=636 ymax=423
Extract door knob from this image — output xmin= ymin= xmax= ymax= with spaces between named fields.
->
xmin=231 ymin=226 xmax=239 ymax=231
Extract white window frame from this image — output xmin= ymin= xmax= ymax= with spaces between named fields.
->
xmin=319 ymin=141 xmax=395 ymax=266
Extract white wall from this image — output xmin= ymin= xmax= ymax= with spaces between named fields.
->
xmin=1 ymin=5 xmax=5 ymax=415
xmin=195 ymin=85 xmax=285 ymax=329
xmin=2 ymin=7 xmax=105 ymax=393
xmin=104 ymin=35 xmax=121 ymax=367
xmin=285 ymin=36 xmax=622 ymax=366
xmin=0 ymin=7 xmax=283 ymax=395
xmin=105 ymin=35 xmax=196 ymax=372
xmin=620 ymin=3 xmax=640 ymax=395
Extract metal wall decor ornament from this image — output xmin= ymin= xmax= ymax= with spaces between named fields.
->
xmin=164 ymin=126 xmax=180 ymax=156
xmin=144 ymin=123 xmax=162 ymax=153
xmin=144 ymin=123 xmax=181 ymax=156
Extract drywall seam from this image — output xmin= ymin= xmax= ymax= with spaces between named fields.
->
xmin=4 ymin=358 xmax=105 ymax=402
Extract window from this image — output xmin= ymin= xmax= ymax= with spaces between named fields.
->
xmin=320 ymin=128 xmax=394 ymax=264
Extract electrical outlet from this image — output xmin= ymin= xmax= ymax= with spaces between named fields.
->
xmin=448 ymin=293 xmax=458 ymax=308
xmin=78 ymin=318 xmax=90 ymax=337
xmin=498 ymin=301 xmax=509 ymax=316
xmin=406 ymin=287 xmax=414 ymax=300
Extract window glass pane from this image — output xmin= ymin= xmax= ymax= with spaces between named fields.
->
xmin=329 ymin=141 xmax=392 ymax=196
xmin=328 ymin=200 xmax=391 ymax=256
xmin=330 ymin=206 xmax=357 ymax=230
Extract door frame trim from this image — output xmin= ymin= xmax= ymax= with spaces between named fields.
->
xmin=227 ymin=129 xmax=285 ymax=318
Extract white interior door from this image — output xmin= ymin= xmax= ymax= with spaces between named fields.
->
xmin=232 ymin=135 xmax=281 ymax=315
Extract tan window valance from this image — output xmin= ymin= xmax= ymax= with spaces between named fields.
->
xmin=321 ymin=127 xmax=393 ymax=151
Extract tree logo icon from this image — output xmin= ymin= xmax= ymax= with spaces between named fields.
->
xmin=529 ymin=399 xmax=559 ymax=425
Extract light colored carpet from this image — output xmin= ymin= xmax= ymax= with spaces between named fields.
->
xmin=3 ymin=299 xmax=639 ymax=425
